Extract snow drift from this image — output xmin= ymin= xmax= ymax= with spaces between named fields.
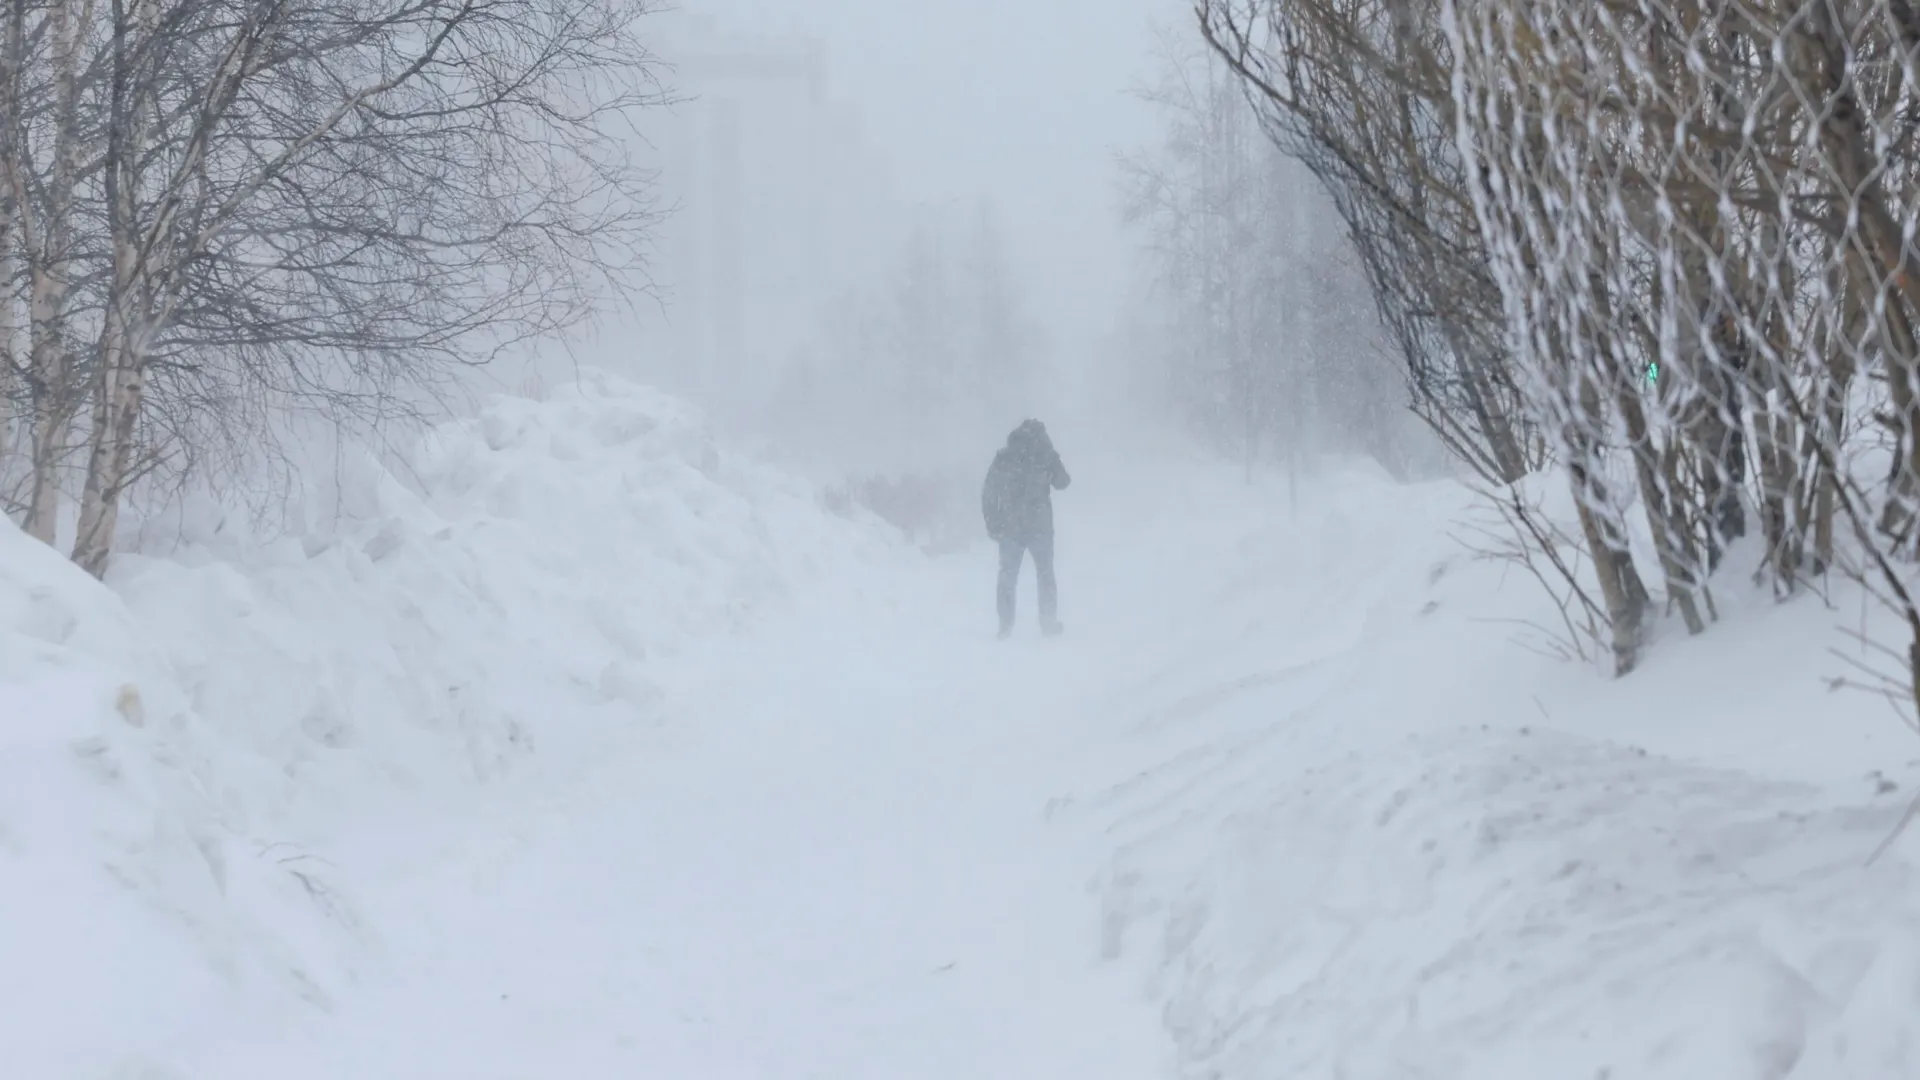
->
xmin=0 ymin=512 xmax=359 ymax=1080
xmin=0 ymin=370 xmax=901 ymax=1078
xmin=1069 ymin=461 xmax=1920 ymax=1080
xmin=17 ymin=374 xmax=1920 ymax=1080
xmin=108 ymin=370 xmax=900 ymax=837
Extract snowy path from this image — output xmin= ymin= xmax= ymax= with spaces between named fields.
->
xmin=174 ymin=521 xmax=1180 ymax=1080
xmin=50 ymin=439 xmax=1920 ymax=1080
xmin=81 ymin=457 xmax=1920 ymax=1080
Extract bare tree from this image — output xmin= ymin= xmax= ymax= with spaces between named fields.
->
xmin=1118 ymin=30 xmax=1265 ymax=468
xmin=771 ymin=198 xmax=1048 ymax=478
xmin=0 ymin=0 xmax=104 ymax=544
xmin=0 ymin=0 xmax=664 ymax=574
xmin=1119 ymin=27 xmax=1413 ymax=485
xmin=1438 ymin=0 xmax=1920 ymax=701
xmin=1195 ymin=0 xmax=1543 ymax=487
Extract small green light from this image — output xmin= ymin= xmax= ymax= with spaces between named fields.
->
xmin=1645 ymin=361 xmax=1660 ymax=386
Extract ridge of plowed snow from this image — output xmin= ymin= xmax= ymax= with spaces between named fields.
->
xmin=1 ymin=371 xmax=904 ymax=1078
xmin=1 ymin=510 xmax=365 ymax=1079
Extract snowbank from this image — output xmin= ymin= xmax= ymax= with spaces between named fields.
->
xmin=107 ymin=371 xmax=900 ymax=836
xmin=1071 ymin=459 xmax=1920 ymax=1080
xmin=1 ymin=370 xmax=902 ymax=1076
xmin=0 ymin=514 xmax=364 ymax=1080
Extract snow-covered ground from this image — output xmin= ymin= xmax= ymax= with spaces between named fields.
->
xmin=1068 ymin=466 xmax=1920 ymax=1079
xmin=7 ymin=377 xmax=1920 ymax=1078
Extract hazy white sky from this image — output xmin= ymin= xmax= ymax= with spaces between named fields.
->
xmin=694 ymin=0 xmax=1176 ymax=368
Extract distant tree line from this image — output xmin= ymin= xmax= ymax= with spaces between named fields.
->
xmin=768 ymin=199 xmax=1050 ymax=550
xmin=771 ymin=199 xmax=1048 ymax=476
xmin=1117 ymin=28 xmax=1433 ymax=488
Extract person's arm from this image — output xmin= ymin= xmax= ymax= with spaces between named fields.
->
xmin=1050 ymin=452 xmax=1071 ymax=490
xmin=982 ymin=458 xmax=1006 ymax=538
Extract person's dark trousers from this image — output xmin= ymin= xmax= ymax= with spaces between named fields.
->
xmin=997 ymin=533 xmax=1057 ymax=634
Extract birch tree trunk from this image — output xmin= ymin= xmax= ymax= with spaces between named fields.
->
xmin=19 ymin=0 xmax=95 ymax=546
xmin=71 ymin=302 xmax=141 ymax=576
xmin=72 ymin=0 xmax=153 ymax=576
xmin=0 ymin=3 xmax=31 ymax=520
xmin=0 ymin=180 xmax=19 ymax=505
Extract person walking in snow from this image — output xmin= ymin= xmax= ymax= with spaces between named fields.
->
xmin=981 ymin=419 xmax=1071 ymax=639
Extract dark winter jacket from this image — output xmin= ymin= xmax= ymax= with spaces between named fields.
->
xmin=982 ymin=420 xmax=1071 ymax=542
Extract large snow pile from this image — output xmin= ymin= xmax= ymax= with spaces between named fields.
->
xmin=1067 ymin=459 xmax=1920 ymax=1080
xmin=109 ymin=370 xmax=901 ymax=836
xmin=0 ymin=370 xmax=902 ymax=1077
xmin=0 ymin=514 xmax=365 ymax=1080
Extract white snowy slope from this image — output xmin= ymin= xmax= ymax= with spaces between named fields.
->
xmin=1068 ymin=461 xmax=1920 ymax=1080
xmin=0 ymin=508 xmax=358 ymax=1080
xmin=0 ymin=371 xmax=910 ymax=1078
xmin=105 ymin=370 xmax=904 ymax=846
xmin=9 ymin=386 xmax=1920 ymax=1079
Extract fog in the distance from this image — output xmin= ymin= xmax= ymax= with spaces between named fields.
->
xmin=544 ymin=0 xmax=1433 ymax=549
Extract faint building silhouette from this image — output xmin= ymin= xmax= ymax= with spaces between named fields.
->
xmin=636 ymin=13 xmax=905 ymax=424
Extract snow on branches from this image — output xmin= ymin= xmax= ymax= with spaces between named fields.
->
xmin=1442 ymin=0 xmax=1920 ymax=701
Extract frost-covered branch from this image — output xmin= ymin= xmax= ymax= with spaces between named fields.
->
xmin=1441 ymin=0 xmax=1920 ymax=693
